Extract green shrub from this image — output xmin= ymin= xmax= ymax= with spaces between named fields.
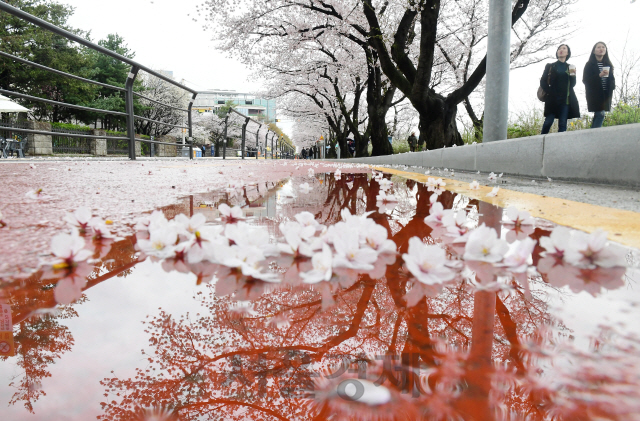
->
xmin=604 ymin=103 xmax=640 ymax=126
xmin=51 ymin=122 xmax=92 ymax=132
xmin=392 ymin=138 xmax=410 ymax=154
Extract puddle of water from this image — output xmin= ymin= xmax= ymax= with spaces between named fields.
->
xmin=1 ymin=170 xmax=639 ymax=420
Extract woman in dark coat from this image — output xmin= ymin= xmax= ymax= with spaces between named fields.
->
xmin=540 ymin=44 xmax=580 ymax=134
xmin=583 ymin=41 xmax=616 ymax=129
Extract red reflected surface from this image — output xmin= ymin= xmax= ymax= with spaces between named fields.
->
xmin=1 ymin=171 xmax=639 ymax=420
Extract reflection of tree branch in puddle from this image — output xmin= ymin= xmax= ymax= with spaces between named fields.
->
xmin=1 ymin=236 xmax=139 ymax=412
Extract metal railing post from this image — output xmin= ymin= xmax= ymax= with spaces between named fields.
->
xmin=188 ymin=94 xmax=197 ymax=159
xmin=271 ymin=133 xmax=274 ymax=159
xmin=241 ymin=117 xmax=249 ymax=160
xmin=125 ymin=66 xmax=140 ymax=160
xmin=223 ymin=113 xmax=229 ymax=160
xmin=255 ymin=130 xmax=259 ymax=160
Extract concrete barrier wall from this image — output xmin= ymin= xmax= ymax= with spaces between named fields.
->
xmin=333 ymin=123 xmax=640 ymax=187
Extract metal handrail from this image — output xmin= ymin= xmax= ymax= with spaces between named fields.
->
xmin=0 ymin=2 xmax=197 ymax=95
xmin=134 ymin=114 xmax=188 ymax=129
xmin=0 ymin=89 xmax=128 ymax=117
xmin=0 ymin=50 xmax=126 ymax=92
xmin=134 ymin=91 xmax=190 ymax=112
xmin=0 ymin=2 xmax=198 ymax=160
xmin=229 ymin=107 xmax=263 ymax=126
xmin=0 ymin=127 xmax=129 ymax=140
xmin=136 ymin=137 xmax=185 ymax=147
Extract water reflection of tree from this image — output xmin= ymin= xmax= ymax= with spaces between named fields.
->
xmin=1 ymin=236 xmax=139 ymax=412
xmin=98 ymin=176 xmax=568 ymax=420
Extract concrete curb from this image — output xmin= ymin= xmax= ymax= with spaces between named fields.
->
xmin=331 ymin=123 xmax=640 ymax=187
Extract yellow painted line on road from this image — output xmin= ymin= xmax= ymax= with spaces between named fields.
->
xmin=374 ymin=167 xmax=640 ymax=250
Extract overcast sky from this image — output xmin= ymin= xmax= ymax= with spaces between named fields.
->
xmin=59 ymin=0 xmax=640 ymax=137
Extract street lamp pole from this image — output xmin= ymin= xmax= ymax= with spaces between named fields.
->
xmin=483 ymin=0 xmax=511 ymax=143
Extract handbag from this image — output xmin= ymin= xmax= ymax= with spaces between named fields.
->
xmin=537 ymin=65 xmax=552 ymax=102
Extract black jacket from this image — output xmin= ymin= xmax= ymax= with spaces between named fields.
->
xmin=540 ymin=61 xmax=580 ymax=119
xmin=583 ymin=60 xmax=615 ymax=112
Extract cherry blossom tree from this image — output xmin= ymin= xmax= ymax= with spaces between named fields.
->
xmin=200 ymin=0 xmax=403 ymax=156
xmin=201 ymin=0 xmax=576 ymax=150
xmin=135 ymin=71 xmax=190 ymax=137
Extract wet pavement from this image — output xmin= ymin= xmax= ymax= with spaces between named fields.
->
xmin=380 ymin=164 xmax=640 ymax=213
xmin=0 ymin=160 xmax=639 ymax=420
xmin=0 ymin=159 xmax=361 ymax=277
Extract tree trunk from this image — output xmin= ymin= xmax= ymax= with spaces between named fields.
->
xmin=370 ymin=112 xmax=393 ymax=156
xmin=418 ymin=99 xmax=463 ymax=150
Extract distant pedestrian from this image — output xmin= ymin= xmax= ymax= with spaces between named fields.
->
xmin=583 ymin=42 xmax=615 ymax=129
xmin=417 ymin=134 xmax=425 ymax=151
xmin=335 ymin=143 xmax=340 ymax=159
xmin=347 ymin=138 xmax=355 ymax=157
xmin=407 ymin=132 xmax=417 ymax=152
xmin=539 ymin=44 xmax=580 ymax=134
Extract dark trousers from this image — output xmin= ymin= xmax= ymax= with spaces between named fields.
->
xmin=541 ymin=104 xmax=569 ymax=134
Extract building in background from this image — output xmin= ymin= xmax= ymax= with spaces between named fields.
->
xmin=192 ymin=90 xmax=276 ymax=123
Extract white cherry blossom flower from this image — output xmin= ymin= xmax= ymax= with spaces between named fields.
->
xmin=218 ymin=203 xmax=244 ymax=223
xmin=50 ymin=231 xmax=93 ymax=267
xmin=463 ymin=224 xmax=509 ymax=263
xmin=469 ymin=180 xmax=480 ymax=190
xmin=363 ymin=224 xmax=396 ymax=254
xmin=333 ymin=227 xmax=378 ymax=270
xmin=63 ymin=207 xmax=93 ymax=233
xmin=565 ymin=229 xmax=627 ymax=268
xmin=278 ymin=220 xmax=316 ymax=257
xmin=378 ymin=178 xmax=392 ymax=191
xmin=295 ymin=211 xmax=323 ymax=231
xmin=174 ymin=213 xmax=207 ymax=238
xmin=504 ymin=206 xmax=534 ymax=227
xmin=25 ymin=188 xmax=52 ymax=200
xmin=300 ymin=244 xmax=333 ymax=284
xmin=442 ymin=211 xmax=471 ymax=240
xmin=488 ymin=172 xmax=497 ymax=182
xmin=308 ymin=168 xmax=315 ymax=177
xmin=334 ymin=169 xmax=341 ymax=177
xmin=137 ymin=224 xmax=178 ymax=259
xmin=503 ymin=237 xmax=537 ymax=273
xmin=403 ymin=237 xmax=456 ymax=285
xmin=540 ymin=226 xmax=572 ymax=260
xmin=486 ymin=187 xmax=500 ymax=197
xmin=89 ymin=217 xmax=116 ymax=241
xmin=426 ymin=177 xmax=446 ymax=192
xmin=424 ymin=202 xmax=453 ymax=226
xmin=186 ymin=226 xmax=226 ymax=264
xmin=376 ymin=191 xmax=398 ymax=204
xmin=299 ymin=182 xmax=312 ymax=194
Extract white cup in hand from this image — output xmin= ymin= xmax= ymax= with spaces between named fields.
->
xmin=569 ymin=64 xmax=576 ymax=75
xmin=602 ymin=66 xmax=610 ymax=77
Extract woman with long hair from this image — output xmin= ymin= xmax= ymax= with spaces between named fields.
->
xmin=539 ymin=44 xmax=581 ymax=134
xmin=583 ymin=42 xmax=616 ymax=128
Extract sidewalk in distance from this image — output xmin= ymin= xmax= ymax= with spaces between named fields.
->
xmin=339 ymin=122 xmax=640 ymax=187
